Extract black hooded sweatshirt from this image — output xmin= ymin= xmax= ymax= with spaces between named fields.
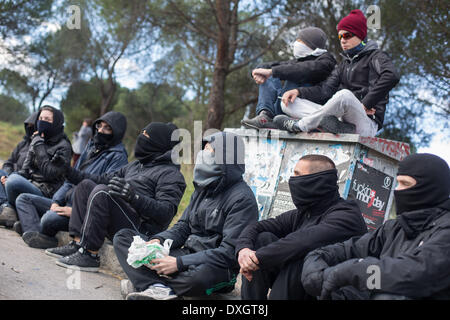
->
xmin=151 ymin=132 xmax=259 ymax=272
xmin=236 ymin=169 xmax=367 ymax=270
xmin=21 ymin=106 xmax=72 ymax=197
xmin=2 ymin=112 xmax=38 ymax=175
xmin=302 ymin=153 xmax=450 ymax=299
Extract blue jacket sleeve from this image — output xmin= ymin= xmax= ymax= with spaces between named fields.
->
xmin=51 ymin=182 xmax=74 ymax=206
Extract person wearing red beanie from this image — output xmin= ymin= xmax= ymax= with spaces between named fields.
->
xmin=274 ymin=9 xmax=400 ymax=137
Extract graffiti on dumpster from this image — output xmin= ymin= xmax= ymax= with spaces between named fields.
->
xmin=359 ymin=136 xmax=410 ymax=161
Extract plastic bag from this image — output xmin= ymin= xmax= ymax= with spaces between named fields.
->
xmin=126 ymin=235 xmax=173 ymax=268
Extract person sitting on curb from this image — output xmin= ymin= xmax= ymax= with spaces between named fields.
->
xmin=15 ymin=111 xmax=128 ymax=249
xmin=301 ymin=153 xmax=450 ymax=300
xmin=45 ymin=122 xmax=186 ymax=273
xmin=275 ymin=9 xmax=400 ymax=136
xmin=236 ymin=154 xmax=367 ymax=300
xmin=0 ymin=106 xmax=72 ymax=228
xmin=114 ymin=132 xmax=258 ymax=300
xmin=241 ymin=27 xmax=336 ymax=130
xmin=0 ymin=112 xmax=37 ymax=222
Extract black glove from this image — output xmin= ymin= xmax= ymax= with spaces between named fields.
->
xmin=51 ymin=149 xmax=67 ymax=166
xmin=319 ymin=259 xmax=359 ymax=300
xmin=108 ymin=177 xmax=137 ymax=203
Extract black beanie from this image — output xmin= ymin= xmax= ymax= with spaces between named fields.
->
xmin=297 ymin=27 xmax=328 ymax=50
xmin=395 ymin=153 xmax=450 ymax=215
xmin=134 ymin=122 xmax=179 ymax=163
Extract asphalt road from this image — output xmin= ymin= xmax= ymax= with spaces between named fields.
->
xmin=0 ymin=226 xmax=122 ymax=300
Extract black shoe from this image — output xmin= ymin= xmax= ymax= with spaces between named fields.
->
xmin=45 ymin=240 xmax=80 ymax=258
xmin=241 ymin=111 xmax=276 ymax=129
xmin=0 ymin=206 xmax=18 ymax=228
xmin=22 ymin=231 xmax=58 ymax=249
xmin=273 ymin=115 xmax=302 ymax=133
xmin=13 ymin=221 xmax=23 ymax=236
xmin=318 ymin=115 xmax=356 ymax=134
xmin=56 ymin=248 xmax=100 ymax=272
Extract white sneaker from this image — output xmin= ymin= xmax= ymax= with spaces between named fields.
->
xmin=126 ymin=284 xmax=178 ymax=300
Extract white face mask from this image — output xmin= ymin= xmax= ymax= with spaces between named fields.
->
xmin=292 ymin=41 xmax=314 ymax=58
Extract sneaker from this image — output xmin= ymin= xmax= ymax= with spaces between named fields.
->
xmin=126 ymin=284 xmax=178 ymax=300
xmin=121 ymin=279 xmax=136 ymax=299
xmin=56 ymin=247 xmax=100 ymax=272
xmin=22 ymin=231 xmax=58 ymax=249
xmin=241 ymin=111 xmax=276 ymax=130
xmin=318 ymin=115 xmax=356 ymax=134
xmin=273 ymin=115 xmax=302 ymax=133
xmin=13 ymin=221 xmax=23 ymax=236
xmin=0 ymin=206 xmax=18 ymax=228
xmin=45 ymin=240 xmax=81 ymax=258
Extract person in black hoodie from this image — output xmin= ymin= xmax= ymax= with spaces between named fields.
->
xmin=275 ymin=10 xmax=400 ymax=136
xmin=301 ymin=153 xmax=450 ymax=300
xmin=45 ymin=122 xmax=186 ymax=273
xmin=241 ymin=27 xmax=336 ymax=129
xmin=114 ymin=131 xmax=258 ymax=300
xmin=236 ymin=154 xmax=367 ymax=300
xmin=14 ymin=111 xmax=128 ymax=249
xmin=0 ymin=112 xmax=38 ymax=214
xmin=0 ymin=106 xmax=72 ymax=228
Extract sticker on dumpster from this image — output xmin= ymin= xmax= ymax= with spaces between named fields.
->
xmin=348 ymin=162 xmax=393 ymax=231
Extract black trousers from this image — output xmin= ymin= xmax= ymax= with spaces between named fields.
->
xmin=240 ymin=232 xmax=315 ymax=300
xmin=69 ymin=179 xmax=141 ymax=251
xmin=113 ymin=228 xmax=237 ymax=297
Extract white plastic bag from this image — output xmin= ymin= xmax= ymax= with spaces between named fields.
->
xmin=126 ymin=235 xmax=173 ymax=268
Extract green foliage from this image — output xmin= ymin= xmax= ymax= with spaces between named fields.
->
xmin=0 ymin=121 xmax=25 ymax=161
xmin=0 ymin=94 xmax=29 ymax=125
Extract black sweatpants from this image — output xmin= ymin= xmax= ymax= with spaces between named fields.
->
xmin=240 ymin=232 xmax=315 ymax=300
xmin=69 ymin=179 xmax=141 ymax=251
xmin=113 ymin=228 xmax=237 ymax=297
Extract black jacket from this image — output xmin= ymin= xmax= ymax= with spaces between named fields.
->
xmin=2 ymin=112 xmax=38 ymax=175
xmin=66 ymin=150 xmax=186 ymax=236
xmin=258 ymin=52 xmax=337 ymax=86
xmin=235 ymin=198 xmax=367 ymax=270
xmin=297 ymin=41 xmax=400 ymax=130
xmin=301 ymin=202 xmax=450 ymax=299
xmin=152 ymin=132 xmax=259 ymax=272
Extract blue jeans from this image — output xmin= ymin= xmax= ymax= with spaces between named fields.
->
xmin=41 ymin=210 xmax=69 ymax=237
xmin=255 ymin=77 xmax=302 ymax=117
xmin=0 ymin=169 xmax=8 ymax=205
xmin=16 ymin=193 xmax=52 ymax=233
xmin=5 ymin=173 xmax=43 ymax=208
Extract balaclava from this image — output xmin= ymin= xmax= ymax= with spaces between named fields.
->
xmin=134 ymin=122 xmax=178 ymax=164
xmin=36 ymin=105 xmax=65 ymax=140
xmin=395 ymin=153 xmax=450 ymax=215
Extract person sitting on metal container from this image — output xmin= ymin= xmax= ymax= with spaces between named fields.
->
xmin=301 ymin=153 xmax=450 ymax=300
xmin=114 ymin=132 xmax=258 ymax=300
xmin=241 ymin=27 xmax=336 ymax=130
xmin=275 ymin=9 xmax=400 ymax=136
xmin=236 ymin=154 xmax=367 ymax=300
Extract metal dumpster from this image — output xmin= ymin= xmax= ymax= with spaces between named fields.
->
xmin=225 ymin=128 xmax=411 ymax=231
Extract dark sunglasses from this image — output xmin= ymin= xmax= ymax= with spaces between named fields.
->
xmin=338 ymin=32 xmax=355 ymax=40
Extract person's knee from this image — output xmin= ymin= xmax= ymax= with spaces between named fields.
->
xmin=5 ymin=173 xmax=23 ymax=190
xmin=113 ymin=228 xmax=137 ymax=249
xmin=15 ymin=193 xmax=31 ymax=207
xmin=255 ymin=232 xmax=279 ymax=248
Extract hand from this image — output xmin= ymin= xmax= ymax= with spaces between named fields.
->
xmin=281 ymin=89 xmax=299 ymax=106
xmin=238 ymin=248 xmax=260 ymax=273
xmin=252 ymin=69 xmax=270 ymax=85
xmin=363 ymin=105 xmax=376 ymax=115
xmin=148 ymin=256 xmax=178 ymax=275
xmin=55 ymin=206 xmax=72 ymax=217
xmin=50 ymin=149 xmax=67 ymax=166
xmin=30 ymin=134 xmax=45 ymax=147
xmin=108 ymin=177 xmax=136 ymax=203
xmin=252 ymin=68 xmax=272 ymax=78
xmin=1 ymin=176 xmax=6 ymax=185
xmin=319 ymin=266 xmax=341 ymax=300
xmin=240 ymin=269 xmax=253 ymax=282
xmin=146 ymin=239 xmax=161 ymax=245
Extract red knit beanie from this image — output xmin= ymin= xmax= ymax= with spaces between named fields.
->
xmin=337 ymin=9 xmax=367 ymax=41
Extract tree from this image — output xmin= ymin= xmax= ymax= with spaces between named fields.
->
xmin=148 ymin=0 xmax=294 ymax=130
xmin=0 ymin=94 xmax=29 ymax=125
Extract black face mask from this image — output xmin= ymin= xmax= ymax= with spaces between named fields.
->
xmin=134 ymin=133 xmax=166 ymax=164
xmin=288 ymin=169 xmax=340 ymax=214
xmin=93 ymin=132 xmax=113 ymax=149
xmin=394 ymin=153 xmax=450 ymax=215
